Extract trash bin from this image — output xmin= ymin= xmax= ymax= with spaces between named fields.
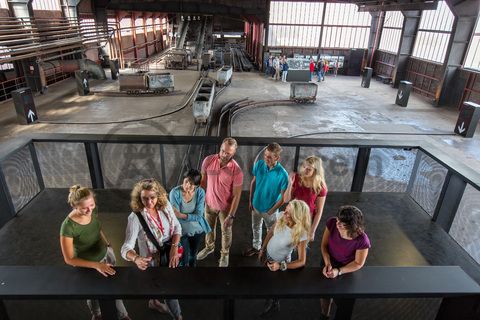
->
xmin=75 ymin=70 xmax=89 ymax=95
xmin=395 ymin=81 xmax=412 ymax=107
xmin=454 ymin=101 xmax=480 ymax=138
xmin=109 ymin=59 xmax=119 ymax=80
xmin=11 ymin=87 xmax=38 ymax=125
xmin=361 ymin=67 xmax=372 ymax=88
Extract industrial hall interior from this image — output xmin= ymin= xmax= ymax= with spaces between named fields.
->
xmin=1 ymin=0 xmax=480 ymax=320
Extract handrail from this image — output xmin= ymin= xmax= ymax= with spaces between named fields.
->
xmin=0 ymin=266 xmax=478 ymax=320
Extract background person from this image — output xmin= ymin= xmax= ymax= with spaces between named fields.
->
xmin=121 ymin=178 xmax=183 ymax=320
xmin=319 ymin=205 xmax=371 ymax=320
xmin=285 ymin=156 xmax=327 ymax=241
xmin=60 ymin=185 xmax=130 ymax=320
xmin=169 ymin=169 xmax=211 ymax=267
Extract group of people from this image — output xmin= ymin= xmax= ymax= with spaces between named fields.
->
xmin=59 ymin=137 xmax=370 ymax=320
xmin=310 ymin=57 xmax=332 ymax=82
xmin=264 ymin=55 xmax=289 ymax=82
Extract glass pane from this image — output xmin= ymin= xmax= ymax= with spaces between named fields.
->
xmin=407 ymin=151 xmax=448 ymax=216
xmin=363 ymin=148 xmax=417 ymax=192
xmin=99 ymin=143 xmax=165 ymax=189
xmin=35 ymin=142 xmax=91 ymax=188
xmin=449 ymin=184 xmax=480 ymax=264
xmin=0 ymin=145 xmax=40 ymax=212
xmin=299 ymin=147 xmax=358 ymax=192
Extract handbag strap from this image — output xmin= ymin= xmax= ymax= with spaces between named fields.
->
xmin=134 ymin=211 xmax=163 ymax=252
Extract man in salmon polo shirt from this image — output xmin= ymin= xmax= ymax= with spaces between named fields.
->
xmin=196 ymin=137 xmax=244 ymax=267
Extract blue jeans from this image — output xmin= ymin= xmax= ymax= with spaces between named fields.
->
xmin=181 ymin=233 xmax=204 ymax=267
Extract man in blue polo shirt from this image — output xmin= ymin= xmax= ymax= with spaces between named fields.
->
xmin=243 ymin=143 xmax=289 ymax=257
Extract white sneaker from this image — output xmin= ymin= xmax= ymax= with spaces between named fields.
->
xmin=219 ymin=255 xmax=229 ymax=267
xmin=196 ymin=247 xmax=214 ymax=260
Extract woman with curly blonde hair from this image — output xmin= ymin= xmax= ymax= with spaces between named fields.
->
xmin=121 ymin=178 xmax=183 ymax=320
xmin=258 ymin=199 xmax=311 ymax=317
xmin=285 ymin=156 xmax=327 ymax=241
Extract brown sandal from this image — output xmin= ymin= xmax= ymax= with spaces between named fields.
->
xmin=242 ymin=247 xmax=260 ymax=257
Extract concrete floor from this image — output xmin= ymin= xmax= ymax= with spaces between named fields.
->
xmin=1 ymin=69 xmax=480 ymax=173
xmin=1 ymin=70 xmax=480 ymax=319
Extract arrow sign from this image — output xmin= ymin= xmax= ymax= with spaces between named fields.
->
xmin=457 ymin=122 xmax=466 ymax=134
xmin=27 ymin=109 xmax=36 ymax=123
xmin=398 ymin=90 xmax=403 ymax=100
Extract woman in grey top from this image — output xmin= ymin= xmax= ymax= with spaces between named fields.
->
xmin=258 ymin=199 xmax=311 ymax=318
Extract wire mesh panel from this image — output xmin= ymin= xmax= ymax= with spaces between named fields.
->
xmin=363 ymin=148 xmax=417 ymax=192
xmin=407 ymin=151 xmax=448 ymax=216
xmin=34 ymin=142 xmax=91 ymax=188
xmin=234 ymin=145 xmax=296 ymax=191
xmin=299 ymin=147 xmax=358 ymax=192
xmin=352 ymin=298 xmax=441 ymax=320
xmin=449 ymin=184 xmax=480 ymax=264
xmin=99 ymin=143 xmax=165 ymax=190
xmin=0 ymin=145 xmax=40 ymax=212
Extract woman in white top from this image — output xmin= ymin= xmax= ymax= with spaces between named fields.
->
xmin=258 ymin=199 xmax=311 ymax=317
xmin=121 ymin=178 xmax=183 ymax=320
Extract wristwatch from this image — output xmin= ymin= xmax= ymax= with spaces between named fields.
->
xmin=338 ymin=268 xmax=343 ymax=276
xmin=280 ymin=261 xmax=288 ymax=271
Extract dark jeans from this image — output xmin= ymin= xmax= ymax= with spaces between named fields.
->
xmin=180 ymin=233 xmax=204 ymax=267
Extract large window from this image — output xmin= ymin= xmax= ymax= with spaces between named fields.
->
xmin=0 ymin=0 xmax=8 ymax=9
xmin=412 ymin=0 xmax=454 ymax=63
xmin=135 ymin=18 xmax=144 ymax=34
xmin=464 ymin=14 xmax=480 ymax=70
xmin=32 ymin=0 xmax=60 ymax=11
xmin=321 ymin=3 xmax=371 ymax=49
xmin=268 ymin=1 xmax=371 ymax=49
xmin=268 ymin=1 xmax=324 ymax=47
xmin=120 ymin=18 xmax=132 ymax=36
xmin=378 ymin=11 xmax=403 ymax=53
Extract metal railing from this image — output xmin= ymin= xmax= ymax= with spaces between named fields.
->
xmin=0 ymin=135 xmax=480 ymax=265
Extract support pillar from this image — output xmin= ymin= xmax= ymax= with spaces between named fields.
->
xmin=61 ymin=0 xmax=80 ymax=21
xmin=392 ymin=11 xmax=421 ymax=88
xmin=437 ymin=0 xmax=480 ymax=106
xmin=367 ymin=11 xmax=384 ymax=68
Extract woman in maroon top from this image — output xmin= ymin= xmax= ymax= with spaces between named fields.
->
xmin=319 ymin=205 xmax=370 ymax=320
xmin=285 ymin=156 xmax=327 ymax=241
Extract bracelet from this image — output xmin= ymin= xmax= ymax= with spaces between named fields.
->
xmin=171 ymin=243 xmax=179 ymax=247
xmin=337 ymin=268 xmax=342 ymax=276
xmin=132 ymin=255 xmax=138 ymax=263
xmin=229 ymin=215 xmax=235 ymax=219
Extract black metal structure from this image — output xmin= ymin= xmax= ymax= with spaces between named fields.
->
xmin=0 ymin=266 xmax=479 ymax=320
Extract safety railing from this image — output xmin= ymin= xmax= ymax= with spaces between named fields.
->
xmin=0 ymin=135 xmax=479 ymax=265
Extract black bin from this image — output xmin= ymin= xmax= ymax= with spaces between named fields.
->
xmin=395 ymin=81 xmax=412 ymax=107
xmin=75 ymin=70 xmax=90 ymax=95
xmin=454 ymin=101 xmax=480 ymax=138
xmin=109 ymin=59 xmax=120 ymax=80
xmin=11 ymin=87 xmax=38 ymax=125
xmin=361 ymin=67 xmax=372 ymax=88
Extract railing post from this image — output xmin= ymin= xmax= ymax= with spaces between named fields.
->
xmin=159 ymin=144 xmax=167 ymax=187
xmin=0 ymin=166 xmax=16 ymax=228
xmin=432 ymin=172 xmax=466 ymax=232
xmin=351 ymin=147 xmax=371 ymax=192
xmin=84 ymin=142 xmax=105 ymax=189
xmin=223 ymin=299 xmax=234 ymax=320
xmin=293 ymin=146 xmax=301 ymax=171
xmin=406 ymin=149 xmax=422 ymax=195
xmin=28 ymin=142 xmax=45 ymax=191
xmin=98 ymin=299 xmax=118 ymax=320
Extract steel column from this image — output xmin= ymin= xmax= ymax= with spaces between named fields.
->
xmin=351 ymin=148 xmax=371 ymax=192
xmin=84 ymin=142 xmax=105 ymax=189
xmin=433 ymin=172 xmax=466 ymax=232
